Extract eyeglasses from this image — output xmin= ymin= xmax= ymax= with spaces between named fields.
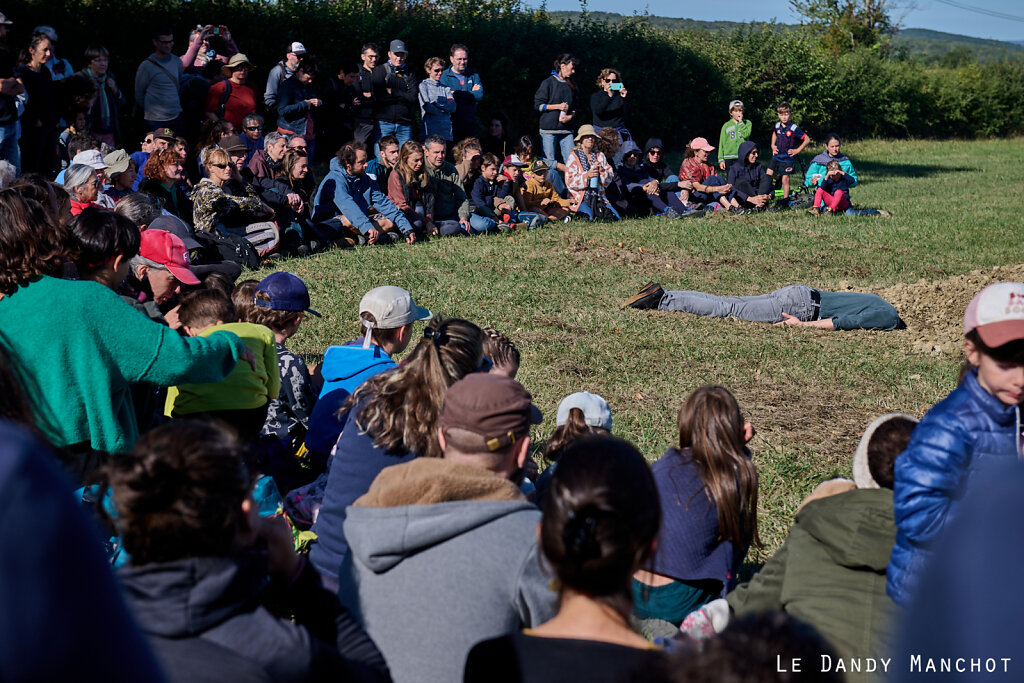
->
xmin=155 ymin=38 xmax=174 ymax=44
xmin=245 ymin=126 xmax=262 ymax=131
xmin=291 ymin=145 xmax=307 ymax=151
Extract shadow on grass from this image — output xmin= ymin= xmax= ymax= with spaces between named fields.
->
xmin=853 ymin=159 xmax=977 ymax=181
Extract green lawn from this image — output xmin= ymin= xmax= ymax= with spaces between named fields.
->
xmin=261 ymin=137 xmax=1024 ymax=561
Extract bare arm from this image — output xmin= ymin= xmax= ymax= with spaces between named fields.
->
xmin=773 ymin=313 xmax=835 ymax=329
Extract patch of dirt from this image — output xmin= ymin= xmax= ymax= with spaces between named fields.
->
xmin=833 ymin=264 xmax=1024 ymax=356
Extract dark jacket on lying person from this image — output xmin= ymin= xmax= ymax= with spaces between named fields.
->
xmin=119 ymin=552 xmax=390 ymax=683
xmin=727 ymin=140 xmax=772 ymax=202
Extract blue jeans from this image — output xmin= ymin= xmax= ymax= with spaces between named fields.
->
xmin=659 ymin=285 xmax=818 ymax=323
xmin=691 ymin=175 xmax=727 ymax=205
xmin=469 ymin=213 xmax=496 ymax=234
xmin=575 ymin=198 xmax=620 ymax=221
xmin=540 ymin=131 xmax=573 ymax=167
xmin=377 ymin=122 xmax=412 ymax=155
xmin=844 ymin=207 xmax=882 ymax=216
xmin=0 ymin=121 xmax=21 ymax=174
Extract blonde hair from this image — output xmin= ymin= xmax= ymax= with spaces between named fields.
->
xmin=396 ymin=140 xmax=429 ymax=189
xmin=347 ymin=317 xmax=483 ymax=459
xmin=424 ymin=56 xmax=445 ymax=74
xmin=202 ymin=146 xmax=230 ymax=173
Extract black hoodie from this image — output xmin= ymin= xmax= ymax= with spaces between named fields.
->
xmin=641 ymin=137 xmax=678 ymax=192
xmin=726 ymin=140 xmax=771 ymax=201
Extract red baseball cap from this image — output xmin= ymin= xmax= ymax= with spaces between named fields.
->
xmin=139 ymin=229 xmax=200 ymax=285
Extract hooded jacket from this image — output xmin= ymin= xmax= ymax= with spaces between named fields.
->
xmin=337 ymin=458 xmax=558 ymax=683
xmin=616 ymin=140 xmax=656 ymax=192
xmin=312 ymin=163 xmax=412 ymax=235
xmin=304 ymin=343 xmax=397 ymax=461
xmin=888 ymin=367 xmax=1022 ymax=605
xmin=119 ymin=554 xmax=389 ymax=683
xmin=727 ymin=489 xmax=898 ymax=683
xmin=641 ymin=137 xmax=674 ymax=188
xmin=726 ymin=141 xmax=771 ymax=202
xmin=418 ymin=78 xmax=456 ymax=140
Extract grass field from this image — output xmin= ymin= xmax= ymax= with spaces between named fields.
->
xmin=257 ymin=137 xmax=1024 ymax=564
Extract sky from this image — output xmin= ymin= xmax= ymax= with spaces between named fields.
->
xmin=529 ymin=0 xmax=1024 ymax=43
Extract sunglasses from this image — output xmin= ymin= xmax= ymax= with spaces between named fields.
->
xmin=245 ymin=126 xmax=262 ymax=131
xmin=430 ymin=68 xmax=442 ymax=73
xmin=648 ymin=150 xmax=662 ymax=156
xmin=604 ymin=77 xmax=617 ymax=82
xmin=210 ymin=163 xmax=230 ymax=169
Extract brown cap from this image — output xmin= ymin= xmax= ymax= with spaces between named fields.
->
xmin=440 ymin=374 xmax=542 ymax=453
xmin=218 ymin=134 xmax=248 ymax=154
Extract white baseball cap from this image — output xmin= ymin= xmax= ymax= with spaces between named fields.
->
xmin=72 ymin=149 xmax=108 ymax=171
xmin=556 ymin=392 xmax=612 ymax=431
xmin=289 ymin=41 xmax=306 ymax=55
xmin=963 ymin=282 xmax=1024 ymax=347
xmin=359 ymin=286 xmax=431 ymax=330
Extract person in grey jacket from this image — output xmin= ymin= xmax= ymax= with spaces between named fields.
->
xmin=264 ymin=41 xmax=304 ymax=110
xmin=418 ymin=56 xmax=455 ymax=141
xmin=336 ymin=373 xmax=557 ymax=683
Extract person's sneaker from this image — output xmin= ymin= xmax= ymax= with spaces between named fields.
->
xmin=623 ymin=282 xmax=665 ymax=310
xmin=729 ymin=206 xmax=746 ymax=215
xmin=662 ymin=208 xmax=682 ymax=220
xmin=682 ymin=201 xmax=703 ymax=211
xmin=877 ymin=209 xmax=893 ymax=217
xmin=680 ymin=208 xmax=707 ymax=218
xmin=806 ymin=206 xmax=821 ymax=216
xmin=528 ymin=215 xmax=546 ymax=230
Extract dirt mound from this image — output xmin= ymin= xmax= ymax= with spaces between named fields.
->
xmin=836 ymin=265 xmax=1024 ymax=356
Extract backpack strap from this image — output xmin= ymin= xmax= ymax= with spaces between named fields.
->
xmin=218 ymin=80 xmax=233 ymax=118
xmin=146 ymin=56 xmax=180 ymax=88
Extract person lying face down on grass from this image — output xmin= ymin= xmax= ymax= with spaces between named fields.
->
xmin=624 ymin=282 xmax=903 ymax=331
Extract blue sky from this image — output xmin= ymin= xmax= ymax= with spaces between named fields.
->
xmin=530 ymin=0 xmax=1024 ymax=43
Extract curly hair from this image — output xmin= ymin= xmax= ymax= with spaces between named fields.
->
xmin=104 ymin=420 xmax=253 ymax=566
xmin=143 ymin=148 xmax=184 ymax=184
xmin=0 ymin=190 xmax=67 ymax=295
xmin=347 ymin=316 xmax=483 ymax=459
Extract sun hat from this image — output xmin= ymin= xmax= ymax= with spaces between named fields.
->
xmin=574 ymin=124 xmax=598 ymax=143
xmin=556 ymin=392 xmax=612 ymax=431
xmin=103 ymin=149 xmax=131 ymax=176
xmin=222 ymin=53 xmax=253 ymax=77
xmin=963 ymin=282 xmax=1024 ymax=348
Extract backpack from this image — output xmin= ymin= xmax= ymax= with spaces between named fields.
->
xmin=193 ymin=229 xmax=261 ymax=269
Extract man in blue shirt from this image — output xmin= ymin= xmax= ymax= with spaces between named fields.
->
xmin=439 ymin=43 xmax=483 ymax=143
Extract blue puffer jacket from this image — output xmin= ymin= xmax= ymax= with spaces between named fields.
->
xmin=887 ymin=367 xmax=1021 ymax=605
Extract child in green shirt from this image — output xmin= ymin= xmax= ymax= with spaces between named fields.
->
xmin=166 ymin=289 xmax=281 ymax=439
xmin=718 ymin=99 xmax=752 ymax=173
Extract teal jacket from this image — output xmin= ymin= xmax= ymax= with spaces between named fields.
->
xmin=805 ymin=151 xmax=859 ymax=189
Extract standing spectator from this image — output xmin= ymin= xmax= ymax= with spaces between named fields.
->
xmin=16 ymin=33 xmax=58 ymax=174
xmin=423 ymin=135 xmax=473 ymax=236
xmin=440 ymin=43 xmax=482 ymax=142
xmin=533 ymin=54 xmax=578 ymax=182
xmin=312 ymin=139 xmax=414 ymax=245
xmin=135 ymin=26 xmax=183 ymax=133
xmin=277 ymin=56 xmax=320 ymax=160
xmin=324 ymin=64 xmax=358 ymax=151
xmin=181 ymin=24 xmax=239 ymax=74
xmin=240 ymin=112 xmax=263 ymax=161
xmin=0 ymin=13 xmax=22 ymax=172
xmin=80 ymin=44 xmax=124 ymax=147
xmin=591 ymin=67 xmax=629 ymax=142
xmin=264 ymin=40 xmax=304 ymax=111
xmin=418 ymin=57 xmax=455 ymax=141
xmin=205 ymin=53 xmax=256 ymax=130
xmin=718 ymin=99 xmax=751 ymax=173
xmin=352 ymin=43 xmax=378 ymax=145
xmin=371 ymin=40 xmax=417 ymax=149
xmin=34 ymin=26 xmax=72 ymax=81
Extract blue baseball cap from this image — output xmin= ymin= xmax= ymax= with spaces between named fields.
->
xmin=254 ymin=272 xmax=321 ymax=317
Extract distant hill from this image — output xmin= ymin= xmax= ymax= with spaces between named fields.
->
xmin=546 ymin=11 xmax=1024 ymax=62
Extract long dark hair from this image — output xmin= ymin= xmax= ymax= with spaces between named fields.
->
xmin=347 ymin=316 xmax=483 ymax=459
xmin=676 ymin=386 xmax=761 ymax=551
xmin=541 ymin=435 xmax=660 ymax=618
xmin=0 ymin=190 xmax=66 ymax=295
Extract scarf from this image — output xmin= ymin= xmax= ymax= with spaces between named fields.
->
xmin=574 ymin=148 xmax=600 ymax=202
xmin=86 ymin=67 xmax=111 ymax=127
